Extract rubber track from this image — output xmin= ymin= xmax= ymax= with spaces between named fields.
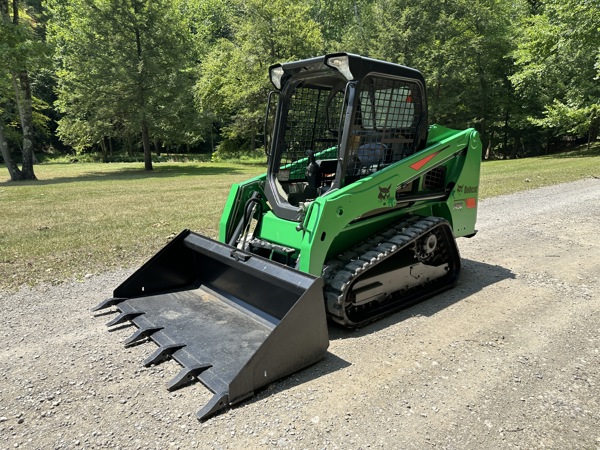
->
xmin=323 ymin=216 xmax=454 ymax=327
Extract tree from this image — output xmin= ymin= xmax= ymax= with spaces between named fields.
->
xmin=195 ymin=0 xmax=323 ymax=153
xmin=308 ymin=0 xmax=375 ymax=53
xmin=511 ymin=0 xmax=600 ymax=150
xmin=48 ymin=0 xmax=205 ymax=170
xmin=0 ymin=0 xmax=47 ymax=180
xmin=369 ymin=0 xmax=516 ymax=154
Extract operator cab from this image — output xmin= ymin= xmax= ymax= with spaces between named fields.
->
xmin=265 ymin=53 xmax=428 ymax=221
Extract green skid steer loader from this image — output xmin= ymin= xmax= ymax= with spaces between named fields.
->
xmin=94 ymin=53 xmax=481 ymax=421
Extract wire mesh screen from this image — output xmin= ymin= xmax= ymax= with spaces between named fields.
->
xmin=424 ymin=167 xmax=446 ymax=190
xmin=279 ymin=86 xmax=344 ymax=179
xmin=346 ymin=76 xmax=423 ymax=181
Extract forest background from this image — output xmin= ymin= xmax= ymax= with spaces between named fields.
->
xmin=1 ymin=0 xmax=599 ymax=180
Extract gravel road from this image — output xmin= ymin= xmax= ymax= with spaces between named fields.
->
xmin=1 ymin=178 xmax=599 ymax=449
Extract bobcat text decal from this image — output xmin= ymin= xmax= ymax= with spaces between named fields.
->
xmin=456 ymin=185 xmax=478 ymax=194
xmin=454 ymin=185 xmax=478 ymax=209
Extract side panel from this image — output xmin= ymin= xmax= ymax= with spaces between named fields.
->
xmin=444 ymin=131 xmax=482 ymax=236
xmin=219 ymin=127 xmax=481 ymax=277
xmin=296 ymin=127 xmax=480 ymax=275
xmin=258 ymin=212 xmax=304 ymax=250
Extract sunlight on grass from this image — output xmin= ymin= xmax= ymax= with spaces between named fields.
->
xmin=0 ymin=148 xmax=598 ymax=290
xmin=0 ymin=161 xmax=264 ymax=289
xmin=480 ymin=144 xmax=599 ymax=198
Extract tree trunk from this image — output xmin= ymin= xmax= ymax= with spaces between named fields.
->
xmin=0 ymin=0 xmax=7 ymax=19
xmin=250 ymin=127 xmax=256 ymax=152
xmin=587 ymin=116 xmax=598 ymax=151
xmin=503 ymin=110 xmax=509 ymax=156
xmin=0 ymin=0 xmax=16 ymax=181
xmin=0 ymin=0 xmax=21 ymax=182
xmin=12 ymin=72 xmax=37 ymax=179
xmin=484 ymin=140 xmax=491 ymax=160
xmin=126 ymin=134 xmax=133 ymax=157
xmin=0 ymin=119 xmax=23 ymax=181
xmin=133 ymin=14 xmax=152 ymax=171
xmin=99 ymin=137 xmax=108 ymax=162
xmin=141 ymin=122 xmax=153 ymax=171
xmin=510 ymin=139 xmax=519 ymax=160
xmin=5 ymin=1 xmax=36 ymax=180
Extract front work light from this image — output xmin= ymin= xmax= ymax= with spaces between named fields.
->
xmin=325 ymin=55 xmax=354 ymax=81
xmin=270 ymin=66 xmax=285 ymax=90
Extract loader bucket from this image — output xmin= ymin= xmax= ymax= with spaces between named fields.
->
xmin=93 ymin=230 xmax=329 ymax=421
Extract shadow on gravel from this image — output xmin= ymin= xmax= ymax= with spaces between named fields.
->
xmin=224 ymin=260 xmax=514 ymax=416
xmin=235 ymin=352 xmax=352 ymax=411
xmin=88 ymin=259 xmax=512 ymax=419
xmin=329 ymin=258 xmax=515 ymax=341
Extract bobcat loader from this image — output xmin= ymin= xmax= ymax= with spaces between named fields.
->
xmin=94 ymin=53 xmax=481 ymax=420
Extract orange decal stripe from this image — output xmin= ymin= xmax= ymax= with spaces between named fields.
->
xmin=410 ymin=152 xmax=439 ymax=171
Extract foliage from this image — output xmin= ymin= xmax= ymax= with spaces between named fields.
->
xmin=309 ymin=0 xmax=375 ymax=53
xmin=0 ymin=0 xmax=598 ymax=174
xmin=195 ymin=0 xmax=323 ymax=152
xmin=0 ymin=0 xmax=51 ymax=179
xmin=370 ymin=0 xmax=516 ymax=153
xmin=511 ymin=0 xmax=600 ymax=145
xmin=0 ymin=1 xmax=48 ymax=74
xmin=47 ymin=0 xmax=208 ymax=165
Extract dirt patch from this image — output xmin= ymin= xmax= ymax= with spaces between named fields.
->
xmin=1 ymin=178 xmax=598 ymax=449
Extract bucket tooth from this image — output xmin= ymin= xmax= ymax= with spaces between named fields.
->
xmin=123 ymin=325 xmax=164 ymax=347
xmin=92 ymin=297 xmax=127 ymax=312
xmin=167 ymin=363 xmax=212 ymax=391
xmin=196 ymin=392 xmax=230 ymax=422
xmin=106 ymin=310 xmax=143 ymax=327
xmin=143 ymin=343 xmax=186 ymax=367
xmin=97 ymin=231 xmax=329 ymax=421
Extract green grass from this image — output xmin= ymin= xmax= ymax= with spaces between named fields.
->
xmin=0 ymin=144 xmax=598 ymax=290
xmin=480 ymin=142 xmax=600 ymax=198
xmin=0 ymin=161 xmax=264 ymax=289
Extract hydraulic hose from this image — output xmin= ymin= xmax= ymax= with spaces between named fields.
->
xmin=228 ymin=192 xmax=263 ymax=248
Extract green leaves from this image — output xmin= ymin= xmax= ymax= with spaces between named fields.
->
xmin=195 ymin=0 xmax=323 ymax=153
xmin=511 ymin=0 xmax=600 ymax=142
xmin=1 ymin=0 xmax=596 ymax=164
xmin=0 ymin=4 xmax=49 ymax=75
xmin=47 ymin=0 xmax=207 ymax=157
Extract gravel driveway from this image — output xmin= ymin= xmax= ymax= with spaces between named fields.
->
xmin=1 ymin=178 xmax=599 ymax=449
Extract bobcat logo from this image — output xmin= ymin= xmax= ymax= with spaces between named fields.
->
xmin=378 ymin=184 xmax=392 ymax=204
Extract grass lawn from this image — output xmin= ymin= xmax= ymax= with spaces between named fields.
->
xmin=479 ymin=143 xmax=600 ymax=198
xmin=1 ymin=144 xmax=598 ymax=290
xmin=0 ymin=161 xmax=264 ymax=289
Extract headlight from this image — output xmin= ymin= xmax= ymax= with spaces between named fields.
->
xmin=325 ymin=55 xmax=354 ymax=81
xmin=269 ymin=66 xmax=284 ymax=89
